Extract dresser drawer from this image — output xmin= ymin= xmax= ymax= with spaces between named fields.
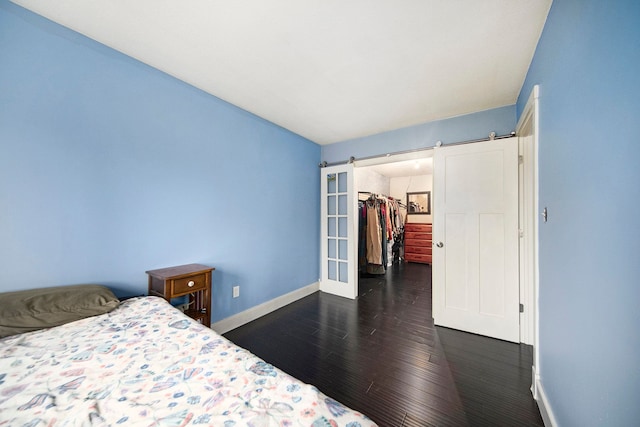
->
xmin=172 ymin=273 xmax=207 ymax=296
xmin=405 ymin=253 xmax=432 ymax=264
xmin=405 ymin=245 xmax=432 ymax=255
xmin=405 ymin=238 xmax=431 ymax=247
xmin=404 ymin=223 xmax=432 ymax=233
xmin=405 ymin=231 xmax=432 ymax=241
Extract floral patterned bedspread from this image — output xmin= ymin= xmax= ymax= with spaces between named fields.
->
xmin=0 ymin=297 xmax=376 ymax=427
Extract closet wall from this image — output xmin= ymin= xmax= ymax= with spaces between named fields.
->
xmin=390 ymin=175 xmax=432 ymax=224
xmin=355 ymin=165 xmax=433 ymax=223
xmin=355 ymin=167 xmax=390 ymax=196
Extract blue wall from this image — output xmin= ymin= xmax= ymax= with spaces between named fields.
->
xmin=0 ymin=1 xmax=320 ymax=323
xmin=321 ymin=105 xmax=516 ymax=163
xmin=518 ymin=0 xmax=640 ymax=425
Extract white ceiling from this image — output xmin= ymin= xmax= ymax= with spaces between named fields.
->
xmin=367 ymin=157 xmax=433 ymax=178
xmin=11 ymin=0 xmax=551 ymax=145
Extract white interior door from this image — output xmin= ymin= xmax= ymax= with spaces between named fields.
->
xmin=320 ymin=164 xmax=357 ymax=299
xmin=432 ymin=137 xmax=520 ymax=342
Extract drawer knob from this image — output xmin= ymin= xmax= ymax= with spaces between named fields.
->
xmin=187 ymin=280 xmax=195 ymax=287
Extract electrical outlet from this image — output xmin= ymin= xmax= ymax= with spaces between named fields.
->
xmin=232 ymin=286 xmax=240 ymax=298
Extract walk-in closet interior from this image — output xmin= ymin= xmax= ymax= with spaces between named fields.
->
xmin=355 ymin=155 xmax=433 ymax=287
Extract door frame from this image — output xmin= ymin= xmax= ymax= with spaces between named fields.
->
xmin=516 ymin=85 xmax=540 ymax=396
xmin=350 ymin=150 xmax=435 ymax=295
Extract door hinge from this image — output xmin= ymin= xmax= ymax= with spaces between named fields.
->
xmin=519 ymin=303 xmax=524 ymax=313
xmin=518 ymin=155 xmax=524 ymax=165
xmin=518 ymin=228 xmax=524 ymax=238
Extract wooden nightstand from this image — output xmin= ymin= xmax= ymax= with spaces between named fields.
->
xmin=146 ymin=263 xmax=214 ymax=327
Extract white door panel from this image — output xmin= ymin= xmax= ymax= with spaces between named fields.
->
xmin=433 ymin=138 xmax=519 ymax=342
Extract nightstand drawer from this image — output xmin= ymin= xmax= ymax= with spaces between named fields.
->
xmin=173 ymin=273 xmax=207 ymax=295
xmin=147 ymin=263 xmax=214 ymax=327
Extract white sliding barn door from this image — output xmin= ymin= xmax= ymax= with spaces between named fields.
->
xmin=432 ymin=138 xmax=520 ymax=342
xmin=320 ymin=164 xmax=357 ymax=299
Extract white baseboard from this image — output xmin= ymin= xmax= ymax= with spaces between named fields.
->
xmin=211 ymin=282 xmax=319 ymax=335
xmin=534 ymin=367 xmax=558 ymax=427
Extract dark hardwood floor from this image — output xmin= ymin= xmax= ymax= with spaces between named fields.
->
xmin=224 ymin=262 xmax=544 ymax=427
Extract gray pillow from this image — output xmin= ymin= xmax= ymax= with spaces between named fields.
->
xmin=0 ymin=284 xmax=120 ymax=338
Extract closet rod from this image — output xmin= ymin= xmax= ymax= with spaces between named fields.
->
xmin=319 ymin=131 xmax=516 ymax=168
xmin=358 ymin=192 xmax=406 ymax=207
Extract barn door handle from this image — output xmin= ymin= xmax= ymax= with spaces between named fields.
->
xmin=435 ymin=241 xmax=444 ymax=248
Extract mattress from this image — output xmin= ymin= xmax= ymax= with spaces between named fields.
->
xmin=0 ymin=296 xmax=376 ymax=426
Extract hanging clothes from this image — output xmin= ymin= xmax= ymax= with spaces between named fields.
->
xmin=387 ymin=197 xmax=405 ymax=234
xmin=366 ymin=202 xmax=382 ymax=265
xmin=379 ymin=202 xmax=388 ymax=271
xmin=387 ymin=197 xmax=405 ymax=262
xmin=358 ymin=202 xmax=368 ymax=271
xmin=357 ymin=193 xmax=406 ymax=275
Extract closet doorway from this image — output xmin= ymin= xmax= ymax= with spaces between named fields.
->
xmin=354 ymin=152 xmax=434 ymax=292
xmin=320 ymin=130 xmax=537 ymax=347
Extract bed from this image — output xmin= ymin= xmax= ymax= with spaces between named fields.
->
xmin=0 ymin=287 xmax=376 ymax=426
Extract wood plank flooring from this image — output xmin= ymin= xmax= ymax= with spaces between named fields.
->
xmin=223 ymin=263 xmax=544 ymax=426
